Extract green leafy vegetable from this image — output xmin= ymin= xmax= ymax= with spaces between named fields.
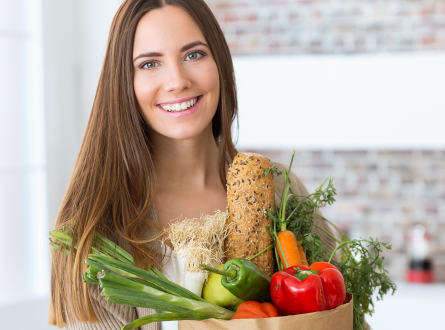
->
xmin=269 ymin=152 xmax=396 ymax=330
xmin=329 ymin=238 xmax=397 ymax=329
xmin=262 ymin=165 xmax=282 ymax=177
xmin=49 ymin=227 xmax=235 ymax=328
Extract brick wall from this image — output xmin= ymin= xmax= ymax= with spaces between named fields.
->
xmin=209 ymin=0 xmax=445 ymax=280
xmin=207 ymin=0 xmax=445 ymax=55
xmin=242 ymin=149 xmax=445 ymax=281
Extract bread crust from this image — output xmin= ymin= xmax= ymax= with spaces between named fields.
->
xmin=225 ymin=153 xmax=275 ymax=277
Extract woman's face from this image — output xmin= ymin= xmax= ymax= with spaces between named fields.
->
xmin=133 ymin=5 xmax=220 ymax=141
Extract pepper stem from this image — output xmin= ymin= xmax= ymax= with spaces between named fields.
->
xmin=199 ymin=265 xmax=237 ymax=279
xmin=293 ymin=268 xmax=319 ymax=281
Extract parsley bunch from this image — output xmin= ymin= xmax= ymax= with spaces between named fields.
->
xmin=330 ymin=238 xmax=397 ymax=329
xmin=267 ymin=151 xmax=396 ymax=330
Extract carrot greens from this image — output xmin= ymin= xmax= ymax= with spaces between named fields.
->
xmin=267 ymin=152 xmax=396 ymax=330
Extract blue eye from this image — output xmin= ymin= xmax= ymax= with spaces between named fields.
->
xmin=185 ymin=51 xmax=205 ymax=61
xmin=141 ymin=61 xmax=159 ymax=69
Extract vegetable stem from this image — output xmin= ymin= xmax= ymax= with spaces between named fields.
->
xmin=122 ymin=313 xmax=197 ymax=330
xmin=274 ymin=232 xmax=289 ymax=269
xmin=328 ymin=239 xmax=363 ymax=263
xmin=320 ymin=215 xmax=350 ymax=240
xmin=199 ymin=265 xmax=236 ymax=279
xmin=247 ymin=244 xmax=274 ymax=261
xmin=90 ymin=254 xmax=207 ymax=302
xmin=312 ymin=224 xmax=341 ymax=244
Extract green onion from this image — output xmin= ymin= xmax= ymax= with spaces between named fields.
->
xmin=149 ymin=266 xmax=168 ymax=280
xmin=49 ymin=241 xmax=71 ymax=256
xmin=122 ymin=313 xmax=197 ymax=330
xmin=97 ymin=270 xmax=233 ymax=318
xmin=89 ymin=254 xmax=207 ymax=302
xmin=93 ymin=232 xmax=134 ymax=265
xmin=49 ymin=227 xmax=236 ymax=328
xmin=82 ymin=272 xmax=99 ymax=285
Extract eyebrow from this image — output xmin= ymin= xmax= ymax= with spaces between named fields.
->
xmin=133 ymin=41 xmax=208 ymax=62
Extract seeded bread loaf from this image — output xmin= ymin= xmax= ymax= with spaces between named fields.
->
xmin=225 ymin=153 xmax=275 ymax=277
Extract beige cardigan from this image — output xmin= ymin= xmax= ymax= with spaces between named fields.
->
xmin=64 ymin=162 xmax=337 ymax=330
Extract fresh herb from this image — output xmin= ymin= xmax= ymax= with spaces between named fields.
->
xmin=285 ymin=177 xmax=337 ymax=264
xmin=270 ymin=151 xmax=396 ymax=330
xmin=329 ymin=238 xmax=397 ymax=329
xmin=262 ymin=165 xmax=282 ymax=177
xmin=267 ymin=151 xmax=337 ymax=266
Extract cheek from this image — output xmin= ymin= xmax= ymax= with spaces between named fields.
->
xmin=198 ymin=61 xmax=220 ymax=101
xmin=133 ymin=74 xmax=157 ymax=120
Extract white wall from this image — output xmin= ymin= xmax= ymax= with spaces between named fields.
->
xmin=42 ymin=0 xmax=124 ymax=232
xmin=0 ymin=1 xmax=123 ymax=329
xmin=233 ymin=53 xmax=445 ymax=150
xmin=0 ymin=0 xmax=47 ymax=306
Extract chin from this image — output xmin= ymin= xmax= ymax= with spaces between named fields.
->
xmin=157 ymin=123 xmax=212 ymax=141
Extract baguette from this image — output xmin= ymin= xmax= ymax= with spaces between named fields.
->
xmin=225 ymin=153 xmax=275 ymax=277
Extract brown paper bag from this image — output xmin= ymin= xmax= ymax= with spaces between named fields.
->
xmin=179 ymin=294 xmax=353 ymax=330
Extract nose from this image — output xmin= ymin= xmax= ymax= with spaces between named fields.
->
xmin=163 ymin=61 xmax=192 ymax=93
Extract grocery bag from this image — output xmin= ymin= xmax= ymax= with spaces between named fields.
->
xmin=179 ymin=294 xmax=353 ymax=330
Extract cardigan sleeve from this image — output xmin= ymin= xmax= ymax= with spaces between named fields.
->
xmin=272 ymin=162 xmax=338 ymax=255
xmin=63 ymin=222 xmax=162 ymax=330
xmin=64 ymin=284 xmax=140 ymax=330
xmin=63 ymin=285 xmax=161 ymax=330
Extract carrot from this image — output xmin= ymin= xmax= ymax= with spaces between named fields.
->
xmin=298 ymin=241 xmax=309 ymax=266
xmin=276 ymin=230 xmax=302 ymax=268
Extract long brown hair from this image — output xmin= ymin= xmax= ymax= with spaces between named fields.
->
xmin=49 ymin=0 xmax=238 ymax=327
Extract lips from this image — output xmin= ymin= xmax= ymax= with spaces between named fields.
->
xmin=157 ymin=95 xmax=202 ymax=112
xmin=157 ymin=95 xmax=203 ymax=118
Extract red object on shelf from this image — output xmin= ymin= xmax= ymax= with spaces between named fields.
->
xmin=406 ymin=259 xmax=434 ymax=283
xmin=405 ymin=225 xmax=435 ymax=283
xmin=406 ymin=269 xmax=434 ymax=283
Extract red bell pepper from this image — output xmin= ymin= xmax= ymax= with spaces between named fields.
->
xmin=231 ymin=301 xmax=279 ymax=320
xmin=270 ymin=262 xmax=346 ymax=316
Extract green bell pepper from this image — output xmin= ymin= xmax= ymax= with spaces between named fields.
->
xmin=200 ymin=258 xmax=271 ymax=302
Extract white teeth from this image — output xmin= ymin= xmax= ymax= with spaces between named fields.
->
xmin=160 ymin=97 xmax=199 ymax=112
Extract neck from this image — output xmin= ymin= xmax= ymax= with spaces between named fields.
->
xmin=151 ymin=124 xmax=222 ymax=191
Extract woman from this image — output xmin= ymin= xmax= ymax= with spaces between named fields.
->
xmin=49 ymin=1 xmax=336 ymax=329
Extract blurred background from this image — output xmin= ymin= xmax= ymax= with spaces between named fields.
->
xmin=0 ymin=0 xmax=444 ymax=329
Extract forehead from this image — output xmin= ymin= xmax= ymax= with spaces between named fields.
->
xmin=133 ymin=5 xmax=206 ymax=55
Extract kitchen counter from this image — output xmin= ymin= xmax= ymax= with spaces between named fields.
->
xmin=367 ymin=281 xmax=445 ymax=329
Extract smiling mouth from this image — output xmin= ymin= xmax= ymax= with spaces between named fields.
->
xmin=157 ymin=96 xmax=202 ymax=112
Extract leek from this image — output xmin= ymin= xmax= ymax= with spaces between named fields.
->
xmin=49 ymin=228 xmax=235 ymax=328
xmin=96 ymin=270 xmax=233 ymax=318
xmin=164 ymin=211 xmax=231 ymax=296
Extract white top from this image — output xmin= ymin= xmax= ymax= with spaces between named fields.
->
xmin=160 ymin=245 xmax=179 ymax=330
